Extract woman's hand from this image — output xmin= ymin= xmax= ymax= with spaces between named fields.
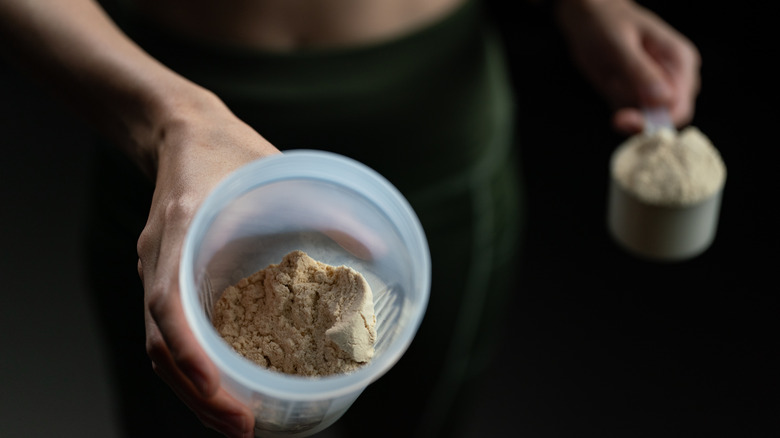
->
xmin=136 ymin=90 xmax=281 ymax=438
xmin=555 ymin=0 xmax=701 ymax=133
xmin=1 ymin=1 xmax=280 ymax=435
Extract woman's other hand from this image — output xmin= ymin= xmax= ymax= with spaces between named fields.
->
xmin=556 ymin=0 xmax=701 ymax=133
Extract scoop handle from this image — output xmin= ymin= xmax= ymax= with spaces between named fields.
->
xmin=642 ymin=107 xmax=675 ymax=134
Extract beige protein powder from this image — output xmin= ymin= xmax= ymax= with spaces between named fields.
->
xmin=212 ymin=250 xmax=377 ymax=377
xmin=611 ymin=126 xmax=726 ymax=206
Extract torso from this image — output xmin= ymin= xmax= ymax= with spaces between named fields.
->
xmin=131 ymin=0 xmax=465 ymax=51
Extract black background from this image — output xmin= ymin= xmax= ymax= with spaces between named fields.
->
xmin=470 ymin=1 xmax=779 ymax=436
xmin=1 ymin=1 xmax=777 ymax=437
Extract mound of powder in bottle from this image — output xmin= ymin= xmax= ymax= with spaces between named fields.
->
xmin=212 ymin=250 xmax=377 ymax=377
xmin=611 ymin=126 xmax=726 ymax=206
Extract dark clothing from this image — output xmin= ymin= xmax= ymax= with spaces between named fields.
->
xmin=87 ymin=1 xmax=524 ymax=436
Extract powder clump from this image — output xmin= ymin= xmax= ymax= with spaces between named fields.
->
xmin=212 ymin=250 xmax=377 ymax=376
xmin=612 ymin=126 xmax=726 ymax=206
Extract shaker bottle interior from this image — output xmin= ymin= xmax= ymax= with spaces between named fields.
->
xmin=180 ymin=150 xmax=431 ymax=437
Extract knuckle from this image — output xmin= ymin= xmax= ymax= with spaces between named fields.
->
xmin=163 ymin=195 xmax=200 ymax=225
xmin=136 ymin=225 xmax=154 ymax=259
xmin=146 ymin=287 xmax=168 ymax=320
xmin=136 ymin=195 xmax=200 ymax=259
xmin=145 ymin=329 xmax=166 ymax=361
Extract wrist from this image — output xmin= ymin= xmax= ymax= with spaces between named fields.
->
xmin=136 ymin=76 xmax=279 ymax=183
xmin=124 ymin=75 xmax=225 ymax=177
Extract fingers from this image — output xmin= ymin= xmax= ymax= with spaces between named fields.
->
xmin=599 ymin=33 xmax=671 ymax=135
xmin=617 ymin=33 xmax=675 ymax=109
xmin=148 ymin=321 xmax=254 ymax=438
xmin=142 ymin=262 xmax=254 ymax=437
xmin=641 ymin=21 xmax=701 ymax=127
xmin=139 ymin=192 xmax=220 ymax=395
xmin=659 ymin=42 xmax=700 ymax=127
xmin=612 ymin=37 xmax=699 ymax=133
xmin=145 ymin=284 xmax=217 ymax=396
xmin=138 ymin=196 xmax=244 ymax=434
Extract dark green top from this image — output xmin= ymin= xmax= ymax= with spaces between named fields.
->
xmin=91 ymin=2 xmax=524 ymax=436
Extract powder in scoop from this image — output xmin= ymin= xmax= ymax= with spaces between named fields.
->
xmin=612 ymin=126 xmax=726 ymax=206
xmin=212 ymin=250 xmax=377 ymax=376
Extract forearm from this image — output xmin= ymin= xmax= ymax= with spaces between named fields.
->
xmin=0 ymin=0 xmax=216 ymax=174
